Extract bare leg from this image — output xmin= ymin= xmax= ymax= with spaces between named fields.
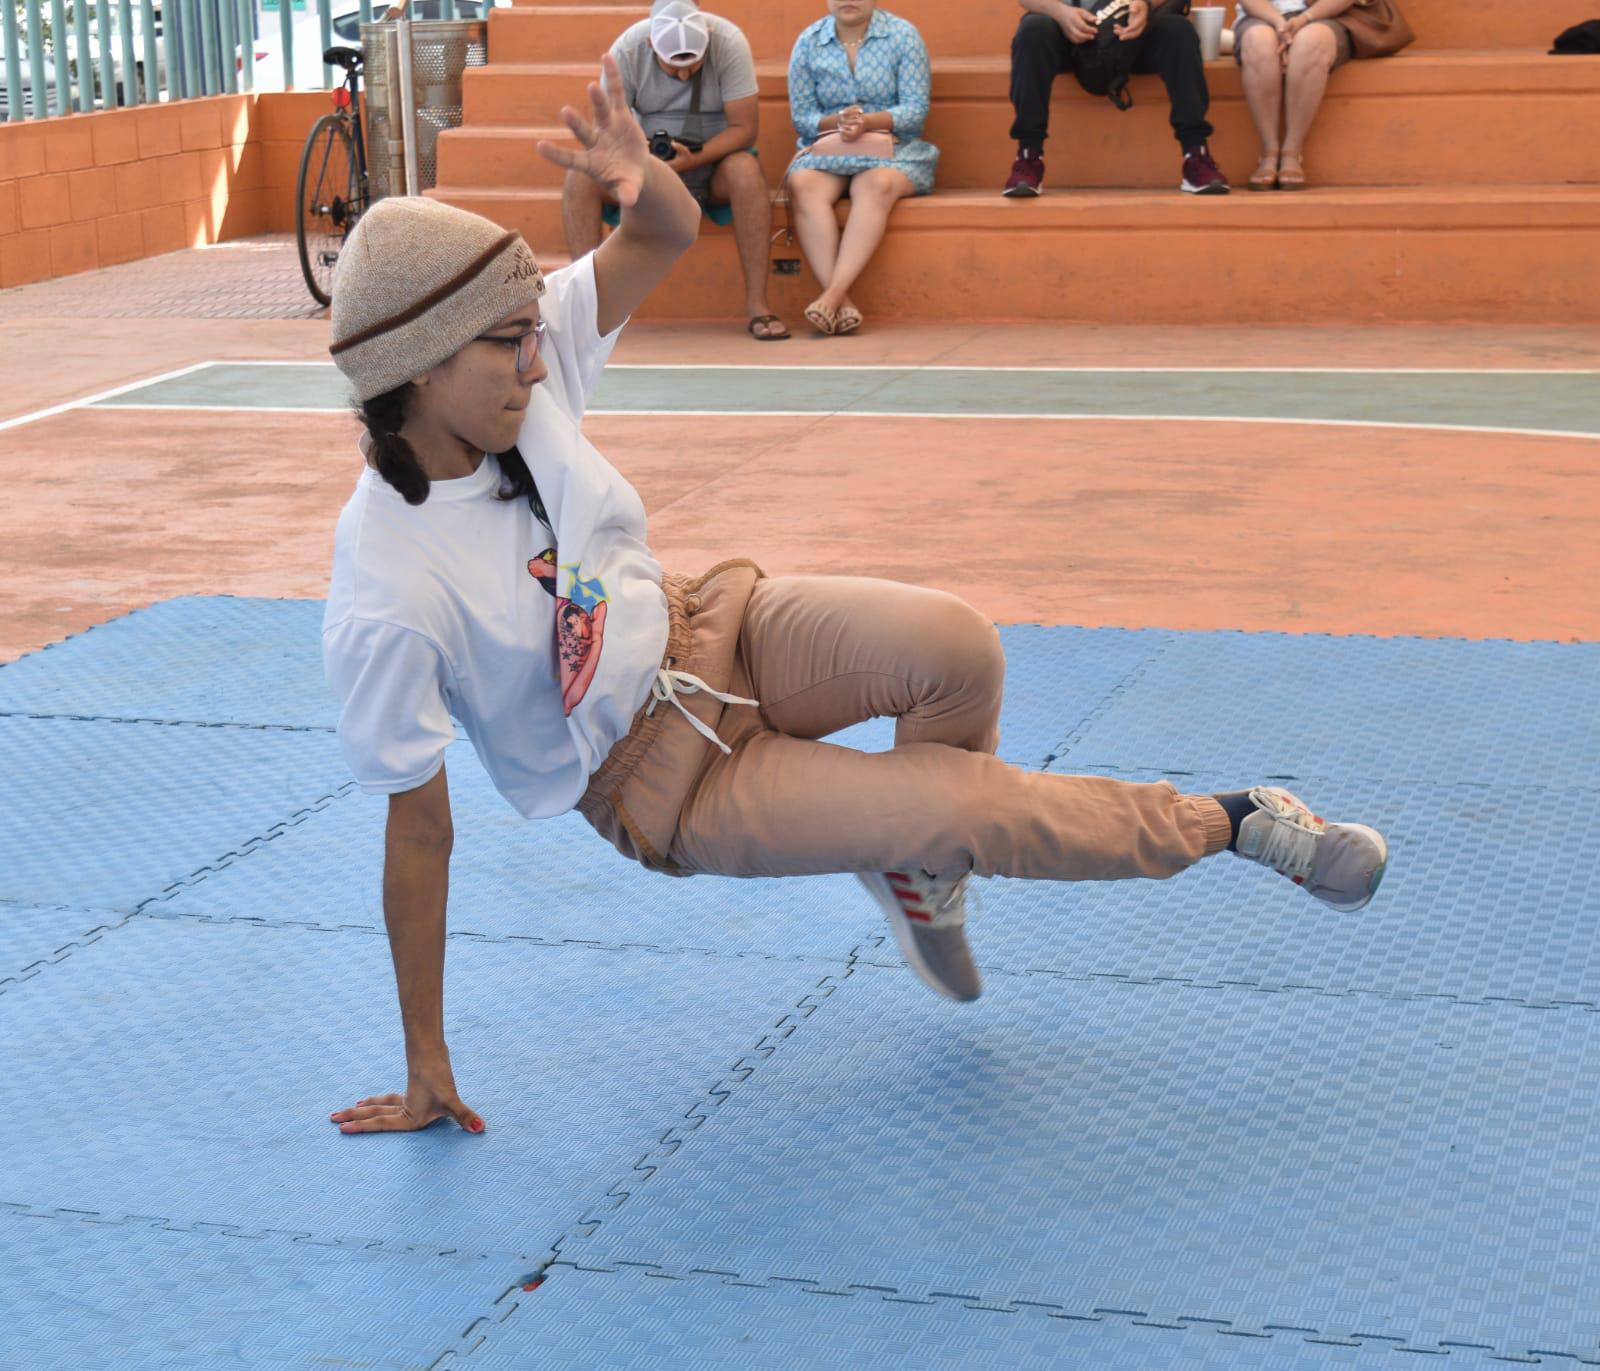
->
xmin=1282 ymin=23 xmax=1338 ymax=159
xmin=1238 ymin=25 xmax=1284 ymax=171
xmin=562 ymin=168 xmax=608 ymax=258
xmin=711 ymin=152 xmax=784 ymax=332
xmin=814 ymin=167 xmax=914 ymax=315
xmin=787 ymin=168 xmax=848 ymax=292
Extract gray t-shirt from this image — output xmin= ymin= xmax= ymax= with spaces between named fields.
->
xmin=608 ymin=12 xmax=759 ymax=148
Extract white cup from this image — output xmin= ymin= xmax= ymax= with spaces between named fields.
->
xmin=1190 ymin=5 xmax=1225 ymax=61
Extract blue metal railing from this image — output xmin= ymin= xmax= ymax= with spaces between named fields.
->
xmin=0 ymin=0 xmax=467 ymax=120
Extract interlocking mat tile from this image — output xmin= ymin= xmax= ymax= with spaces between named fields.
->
xmin=547 ymin=963 xmax=1600 ymax=1365
xmin=0 ymin=597 xmax=334 ymax=729
xmin=1052 ymin=632 xmax=1600 ymax=785
xmin=151 ymin=754 xmax=885 ymax=963
xmin=465 ymin=1262 xmax=1504 ymax=1371
xmin=0 ymin=716 xmax=351 ymax=911
xmin=858 ymin=771 xmax=1600 ymax=1007
xmin=0 ymin=1207 xmax=501 ymax=1371
xmin=0 ymin=916 xmax=840 ymax=1261
xmin=3 ymin=596 xmax=1165 ymax=768
xmin=0 ymin=903 xmax=135 ymax=993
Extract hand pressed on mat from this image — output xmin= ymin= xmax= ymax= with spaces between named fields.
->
xmin=331 ymin=1062 xmax=484 ymax=1135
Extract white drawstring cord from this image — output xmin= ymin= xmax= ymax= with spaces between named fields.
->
xmin=647 ymin=666 xmax=759 ymax=755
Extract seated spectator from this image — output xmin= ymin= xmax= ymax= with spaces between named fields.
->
xmin=1005 ymin=0 xmax=1230 ymax=196
xmin=786 ymin=0 xmax=938 ymax=336
xmin=1234 ymin=0 xmax=1357 ymax=189
xmin=563 ymin=0 xmax=790 ymax=341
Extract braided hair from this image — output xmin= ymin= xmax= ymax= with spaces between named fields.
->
xmin=355 ymin=382 xmax=544 ymax=517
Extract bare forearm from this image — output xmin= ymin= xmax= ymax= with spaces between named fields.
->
xmin=1304 ymin=0 xmax=1358 ymax=18
xmin=616 ymin=152 xmax=700 ymax=249
xmin=382 ymin=833 xmax=451 ymax=1061
xmin=685 ymin=122 xmax=756 ymax=168
xmin=1239 ymin=0 xmax=1283 ymax=19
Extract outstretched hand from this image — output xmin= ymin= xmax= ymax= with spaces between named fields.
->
xmin=536 ymin=53 xmax=651 ymax=209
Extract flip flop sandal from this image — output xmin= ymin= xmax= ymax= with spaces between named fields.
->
xmin=834 ymin=306 xmax=863 ymax=335
xmin=1277 ymin=156 xmax=1307 ymax=190
xmin=747 ymin=314 xmax=791 ymax=341
xmin=804 ymin=301 xmax=839 ymax=335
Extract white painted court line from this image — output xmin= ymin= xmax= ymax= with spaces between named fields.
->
xmin=84 ymin=401 xmax=1600 ymax=441
xmin=0 ymin=361 xmax=217 ymax=434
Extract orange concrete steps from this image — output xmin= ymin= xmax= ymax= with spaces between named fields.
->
xmin=426 ymin=182 xmax=1600 ymax=323
xmin=446 ymin=53 xmax=1600 ymax=190
xmin=494 ymin=0 xmax=1600 ymax=57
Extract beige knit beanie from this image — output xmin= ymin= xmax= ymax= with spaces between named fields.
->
xmin=329 ymin=197 xmax=546 ymax=404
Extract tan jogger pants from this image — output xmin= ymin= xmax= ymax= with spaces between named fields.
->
xmin=579 ymin=562 xmax=1231 ymax=881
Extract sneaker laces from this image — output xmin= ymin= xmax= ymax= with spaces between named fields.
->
xmin=885 ymin=869 xmax=972 ymax=929
xmin=646 ymin=666 xmax=759 ymax=755
xmin=1245 ymin=785 xmax=1325 ymax=880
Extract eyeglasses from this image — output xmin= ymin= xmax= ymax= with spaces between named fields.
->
xmin=475 ymin=319 xmax=547 ymax=371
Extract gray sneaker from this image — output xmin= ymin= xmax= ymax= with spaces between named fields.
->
xmin=1235 ymin=786 xmax=1389 ymax=912
xmin=857 ymin=869 xmax=983 ymax=1002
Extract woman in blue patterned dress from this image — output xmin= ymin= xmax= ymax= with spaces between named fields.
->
xmin=786 ymin=0 xmax=938 ymax=335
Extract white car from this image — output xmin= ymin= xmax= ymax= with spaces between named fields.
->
xmin=242 ymin=0 xmax=488 ymax=93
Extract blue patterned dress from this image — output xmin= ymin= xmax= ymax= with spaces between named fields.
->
xmin=786 ymin=8 xmax=939 ymax=196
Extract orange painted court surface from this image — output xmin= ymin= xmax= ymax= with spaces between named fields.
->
xmin=2 ymin=240 xmax=1597 ymax=663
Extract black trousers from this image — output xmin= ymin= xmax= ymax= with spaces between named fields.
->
xmin=1008 ymin=9 xmax=1214 ymax=149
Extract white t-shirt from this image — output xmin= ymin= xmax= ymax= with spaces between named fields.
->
xmin=321 ymin=254 xmax=669 ymax=819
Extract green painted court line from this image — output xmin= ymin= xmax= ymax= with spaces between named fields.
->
xmin=91 ymin=363 xmax=1600 ymax=437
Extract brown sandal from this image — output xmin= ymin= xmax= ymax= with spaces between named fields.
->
xmin=747 ymin=314 xmax=791 ymax=341
xmin=834 ymin=304 xmax=863 ymax=335
xmin=1277 ymin=153 xmax=1307 ymax=190
xmin=1248 ymin=153 xmax=1280 ymax=191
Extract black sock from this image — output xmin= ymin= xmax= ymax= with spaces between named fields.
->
xmin=1211 ymin=790 xmax=1258 ymax=853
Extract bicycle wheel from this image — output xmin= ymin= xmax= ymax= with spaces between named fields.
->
xmin=296 ymin=113 xmax=359 ymax=308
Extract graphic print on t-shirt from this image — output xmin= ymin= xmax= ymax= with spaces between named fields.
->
xmin=528 ymin=548 xmax=609 ymax=716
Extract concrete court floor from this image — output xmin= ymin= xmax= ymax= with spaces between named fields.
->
xmin=2 ymin=235 xmax=1597 ymax=664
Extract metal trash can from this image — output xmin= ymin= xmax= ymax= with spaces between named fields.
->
xmin=362 ymin=19 xmax=487 ymax=200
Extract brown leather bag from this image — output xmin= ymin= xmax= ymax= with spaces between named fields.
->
xmin=1338 ymin=0 xmax=1416 ymax=58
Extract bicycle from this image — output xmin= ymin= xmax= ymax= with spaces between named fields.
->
xmin=296 ymin=44 xmax=371 ymax=308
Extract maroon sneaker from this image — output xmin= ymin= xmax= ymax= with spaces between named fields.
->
xmin=1180 ymin=143 xmax=1230 ymax=195
xmin=1003 ymin=148 xmax=1044 ymax=197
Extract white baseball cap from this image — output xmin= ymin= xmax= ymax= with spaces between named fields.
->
xmin=650 ymin=0 xmax=710 ymax=66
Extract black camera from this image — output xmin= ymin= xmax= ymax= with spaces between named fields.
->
xmin=648 ymin=129 xmax=702 ymax=161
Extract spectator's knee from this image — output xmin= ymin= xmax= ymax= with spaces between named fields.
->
xmin=1150 ymin=11 xmax=1200 ymax=50
xmin=718 ymin=151 xmax=766 ymax=192
xmin=1239 ymin=24 xmax=1278 ymax=63
xmin=1013 ymin=10 xmax=1058 ymax=55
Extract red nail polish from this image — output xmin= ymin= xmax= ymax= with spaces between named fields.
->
xmin=469 ymin=1118 xmax=485 ymax=1133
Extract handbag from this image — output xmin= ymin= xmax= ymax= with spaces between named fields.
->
xmin=1075 ymin=0 xmax=1192 ymax=111
xmin=807 ymin=128 xmax=896 ymax=160
xmin=1338 ymin=0 xmax=1415 ymax=59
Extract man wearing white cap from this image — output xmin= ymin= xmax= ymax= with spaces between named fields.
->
xmin=562 ymin=0 xmax=789 ymax=341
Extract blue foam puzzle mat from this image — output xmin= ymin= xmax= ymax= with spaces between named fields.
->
xmin=0 ymin=597 xmax=335 ymax=729
xmin=550 ymin=962 xmax=1600 ymax=1365
xmin=0 ymin=1207 xmax=504 ymax=1371
xmin=0 ymin=716 xmax=352 ymax=911
xmin=0 ymin=915 xmax=840 ymax=1261
xmin=1053 ymin=631 xmax=1600 ymax=785
xmin=467 ymin=1262 xmax=1495 ymax=1371
xmin=858 ymin=770 xmax=1600 ymax=1007
xmin=0 ymin=902 xmax=134 ymax=992
xmin=0 ymin=596 xmax=1170 ymax=770
xmin=150 ymin=742 xmax=880 ymax=962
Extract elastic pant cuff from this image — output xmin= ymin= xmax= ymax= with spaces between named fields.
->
xmin=1190 ymin=795 xmax=1234 ymax=857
